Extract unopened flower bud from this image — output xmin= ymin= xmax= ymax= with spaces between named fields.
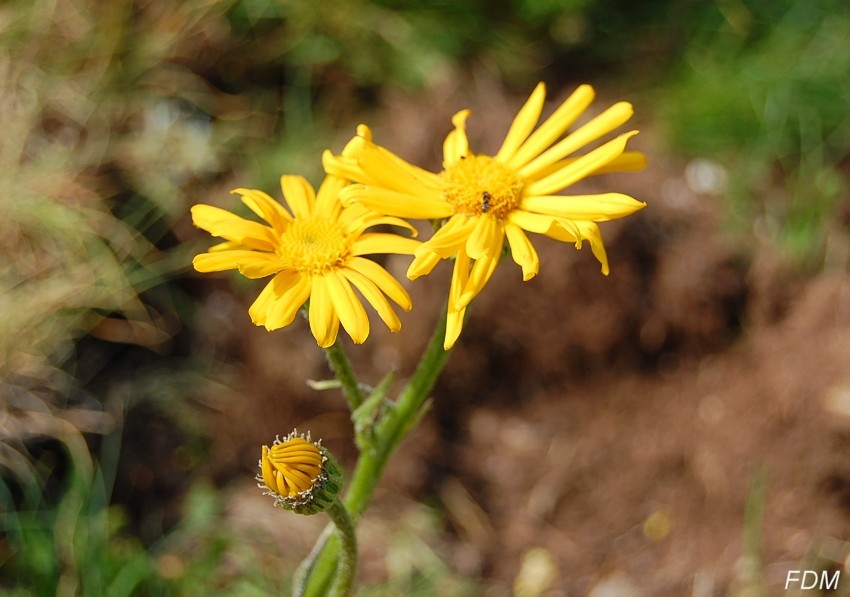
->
xmin=257 ymin=430 xmax=343 ymax=515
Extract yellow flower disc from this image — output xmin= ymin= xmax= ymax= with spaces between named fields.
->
xmin=440 ymin=155 xmax=524 ymax=219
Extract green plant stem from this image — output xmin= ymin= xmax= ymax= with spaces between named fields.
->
xmin=298 ymin=308 xmax=452 ymax=596
xmin=327 ymin=500 xmax=357 ymax=597
xmin=324 ymin=341 xmax=365 ymax=411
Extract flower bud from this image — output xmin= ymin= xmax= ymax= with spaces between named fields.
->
xmin=257 ymin=430 xmax=343 ymax=515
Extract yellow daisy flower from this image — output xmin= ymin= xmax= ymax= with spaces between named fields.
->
xmin=191 ymin=174 xmax=419 ymax=347
xmin=323 ymin=83 xmax=647 ymax=349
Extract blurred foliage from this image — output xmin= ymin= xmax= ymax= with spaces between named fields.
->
xmin=661 ymin=0 xmax=850 ymax=263
xmin=0 ymin=428 xmax=274 ymax=596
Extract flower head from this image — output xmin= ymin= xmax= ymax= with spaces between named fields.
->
xmin=258 ymin=430 xmax=343 ymax=515
xmin=191 ymin=173 xmax=419 ymax=347
xmin=323 ymin=83 xmax=647 ymax=349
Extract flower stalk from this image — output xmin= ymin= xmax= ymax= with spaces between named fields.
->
xmin=296 ymin=305 xmax=451 ymax=596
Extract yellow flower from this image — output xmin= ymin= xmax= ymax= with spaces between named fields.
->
xmin=323 ymin=83 xmax=647 ymax=349
xmin=258 ymin=430 xmax=343 ymax=514
xmin=191 ymin=174 xmax=419 ymax=347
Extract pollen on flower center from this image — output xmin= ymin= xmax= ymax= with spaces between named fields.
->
xmin=440 ymin=154 xmax=524 ymax=219
xmin=277 ymin=218 xmax=351 ymax=274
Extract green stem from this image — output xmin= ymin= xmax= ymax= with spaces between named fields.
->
xmin=327 ymin=500 xmax=357 ymax=597
xmin=324 ymin=341 xmax=365 ymax=410
xmin=345 ymin=310 xmax=450 ymax=515
xmin=298 ymin=308 xmax=452 ymax=596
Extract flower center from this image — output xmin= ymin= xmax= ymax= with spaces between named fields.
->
xmin=277 ymin=218 xmax=350 ymax=274
xmin=264 ymin=437 xmax=323 ymax=497
xmin=440 ymin=154 xmax=524 ymax=219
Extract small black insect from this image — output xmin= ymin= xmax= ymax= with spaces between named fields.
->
xmin=481 ymin=191 xmax=492 ymax=213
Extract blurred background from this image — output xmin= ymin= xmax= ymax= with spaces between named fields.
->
xmin=2 ymin=0 xmax=850 ymax=594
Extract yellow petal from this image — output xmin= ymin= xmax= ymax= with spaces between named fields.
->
xmin=448 ymin=250 xmax=471 ymax=313
xmin=351 ymin=233 xmax=420 ymax=256
xmin=232 ymin=187 xmax=292 ymax=232
xmin=190 ymin=204 xmax=277 ymax=250
xmin=465 ymin=215 xmax=500 ymax=260
xmin=193 ymin=249 xmax=262 ymax=273
xmin=417 ymin=215 xmax=475 ymax=259
xmin=308 ymin=276 xmax=339 ymax=348
xmin=322 ymin=150 xmax=363 ymax=184
xmin=504 ymin=223 xmax=539 ymax=281
xmin=457 ymin=251 xmax=499 ymax=309
xmin=236 ymin=253 xmax=286 ymax=279
xmin=325 ymin=272 xmax=370 ymax=344
xmin=280 ymin=175 xmax=316 ymax=219
xmin=406 ymin=251 xmax=442 ymax=280
xmin=529 ymin=150 xmax=648 ymax=180
xmin=442 ymin=109 xmax=470 ymax=168
xmin=348 ymin=256 xmax=412 ymax=309
xmin=575 ymin=221 xmax=609 ymax=275
xmin=444 ymin=303 xmax=466 ymax=350
xmin=525 ymin=131 xmax=639 ymax=196
xmin=495 ymin=82 xmax=546 ymax=163
xmin=444 ymin=250 xmax=471 ymax=349
xmin=264 ymin=273 xmax=310 ymax=330
xmin=314 ymin=174 xmax=346 ymax=218
xmin=261 ymin=446 xmax=280 ymax=493
xmin=206 ymin=241 xmax=243 ymax=252
xmin=507 ymin=209 xmax=564 ymax=234
xmin=340 ymin=184 xmax=452 ymax=219
xmin=249 ymin=271 xmax=310 ymax=330
xmin=507 ymin=84 xmax=595 ymax=170
xmin=520 ymin=192 xmax=646 ymax=222
xmin=341 ymin=203 xmax=419 ymax=237
xmin=357 ymin=143 xmax=442 ymax=194
xmin=281 ymin=465 xmax=314 ymax=495
xmin=520 ymin=103 xmax=635 ymax=181
xmin=341 ymin=268 xmax=404 ymax=332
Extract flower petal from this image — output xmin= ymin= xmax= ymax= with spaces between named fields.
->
xmin=280 ymin=175 xmax=316 ymax=219
xmin=314 ymin=174 xmax=346 ymax=218
xmin=519 ymin=103 xmax=635 ymax=181
xmin=504 ymin=223 xmax=539 ymax=281
xmin=407 ymin=251 xmax=442 ymax=280
xmin=530 ymin=151 xmax=648 ymax=180
xmin=525 ymin=131 xmax=639 ymax=196
xmin=249 ymin=271 xmax=310 ymax=330
xmin=341 ymin=203 xmax=419 ymax=237
xmin=356 ymin=143 xmax=442 ymax=194
xmin=448 ymin=249 xmax=471 ymax=314
xmin=347 ymin=256 xmax=412 ymax=309
xmin=520 ymin=192 xmax=646 ymax=222
xmin=340 ymin=184 xmax=452 ymax=219
xmin=322 ymin=150 xmax=362 ymax=183
xmin=193 ymin=249 xmax=262 ymax=273
xmin=495 ymin=82 xmax=546 ymax=163
xmin=444 ymin=303 xmax=466 ymax=351
xmin=206 ymin=241 xmax=243 ymax=252
xmin=443 ymin=109 xmax=470 ymax=168
xmin=575 ymin=222 xmax=609 ymax=275
xmin=190 ymin=204 xmax=277 ymax=250
xmin=418 ymin=215 xmax=475 ymax=259
xmin=341 ymin=267 xmax=406 ymax=332
xmin=236 ymin=253 xmax=286 ymax=279
xmin=232 ymin=187 xmax=293 ymax=232
xmin=308 ymin=276 xmax=339 ymax=347
xmin=507 ymin=84 xmax=595 ymax=170
xmin=465 ymin=215 xmax=501 ymax=260
xmin=457 ymin=250 xmax=500 ymax=310
xmin=325 ymin=272 xmax=370 ymax=344
xmin=351 ymin=232 xmax=420 ymax=256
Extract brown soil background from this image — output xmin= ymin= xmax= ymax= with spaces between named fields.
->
xmin=187 ymin=83 xmax=850 ymax=596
